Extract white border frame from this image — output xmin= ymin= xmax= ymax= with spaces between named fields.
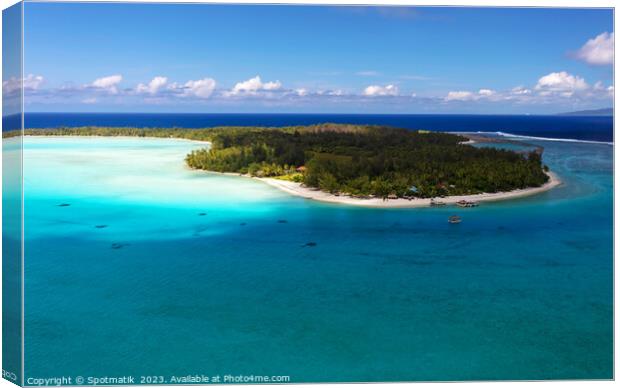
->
xmin=0 ymin=1 xmax=616 ymax=387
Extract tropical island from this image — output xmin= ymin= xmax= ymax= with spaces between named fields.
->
xmin=5 ymin=123 xmax=560 ymax=207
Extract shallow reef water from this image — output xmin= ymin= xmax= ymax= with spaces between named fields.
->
xmin=16 ymin=136 xmax=612 ymax=382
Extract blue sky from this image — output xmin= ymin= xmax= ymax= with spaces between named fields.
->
xmin=12 ymin=2 xmax=614 ymax=113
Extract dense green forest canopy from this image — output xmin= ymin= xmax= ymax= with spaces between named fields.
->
xmin=6 ymin=124 xmax=549 ymax=198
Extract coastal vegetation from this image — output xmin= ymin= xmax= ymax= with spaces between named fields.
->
xmin=8 ymin=124 xmax=550 ymax=198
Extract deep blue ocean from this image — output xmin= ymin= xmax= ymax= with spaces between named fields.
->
xmin=1 ymin=112 xmax=613 ymax=382
xmin=2 ymin=112 xmax=615 ymax=142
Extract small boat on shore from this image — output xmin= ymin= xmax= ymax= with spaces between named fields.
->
xmin=456 ymin=200 xmax=479 ymax=208
xmin=430 ymin=198 xmax=446 ymax=206
xmin=448 ymin=215 xmax=462 ymax=224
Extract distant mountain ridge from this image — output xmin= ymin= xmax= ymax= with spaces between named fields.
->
xmin=558 ymin=108 xmax=613 ymax=116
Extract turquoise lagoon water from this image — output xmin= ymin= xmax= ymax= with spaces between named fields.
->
xmin=18 ymin=136 xmax=612 ymax=382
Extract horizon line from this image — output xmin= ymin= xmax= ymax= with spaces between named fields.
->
xmin=4 ymin=110 xmax=614 ymax=117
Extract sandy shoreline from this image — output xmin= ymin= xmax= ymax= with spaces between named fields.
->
xmin=254 ymin=172 xmax=562 ymax=208
xmin=213 ymin=170 xmax=561 ymax=208
xmin=22 ymin=134 xmax=212 ymax=145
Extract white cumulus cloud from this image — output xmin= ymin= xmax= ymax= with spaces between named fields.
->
xmin=511 ymin=86 xmax=532 ymax=95
xmin=445 ymin=88 xmax=503 ymax=102
xmin=3 ymin=74 xmax=45 ymax=94
xmin=575 ymin=32 xmax=614 ymax=66
xmin=91 ymin=74 xmax=123 ymax=93
xmin=182 ymin=78 xmax=216 ymax=99
xmin=137 ymin=76 xmax=168 ymax=94
xmin=478 ymin=89 xmax=496 ymax=96
xmin=262 ymin=80 xmax=282 ymax=90
xmin=535 ymin=71 xmax=588 ymax=97
xmin=316 ymin=89 xmax=346 ymax=96
xmin=363 ymin=84 xmax=399 ymax=96
xmin=24 ymin=74 xmax=45 ymax=90
xmin=228 ymin=76 xmax=282 ymax=96
xmin=445 ymin=91 xmax=475 ymax=101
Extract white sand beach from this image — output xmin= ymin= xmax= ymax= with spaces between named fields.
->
xmin=255 ymin=172 xmax=561 ymax=208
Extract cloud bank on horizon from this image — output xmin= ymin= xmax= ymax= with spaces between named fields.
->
xmin=8 ymin=4 xmax=614 ymax=114
xmin=9 ymin=65 xmax=613 ymax=113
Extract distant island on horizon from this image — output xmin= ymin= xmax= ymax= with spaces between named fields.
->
xmin=3 ymin=112 xmax=614 ymax=144
xmin=557 ymin=107 xmax=613 ymax=116
xmin=4 ymin=110 xmax=616 ymax=117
